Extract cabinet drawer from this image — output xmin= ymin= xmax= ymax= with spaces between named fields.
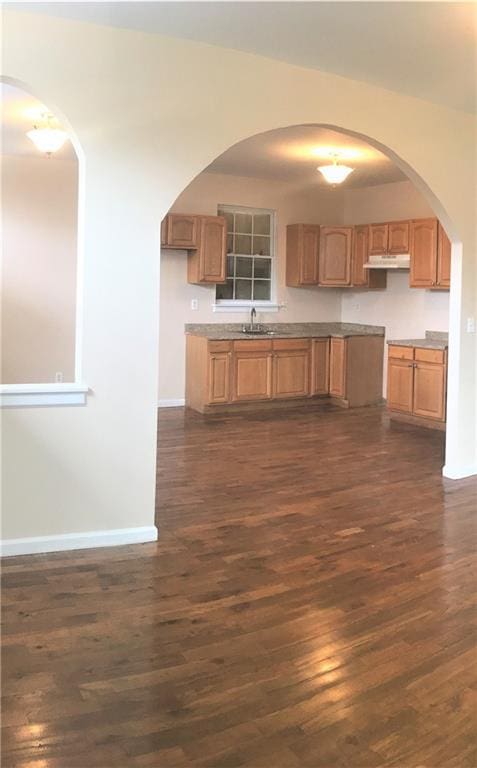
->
xmin=388 ymin=345 xmax=414 ymax=361
xmin=272 ymin=338 xmax=310 ymax=351
xmin=233 ymin=339 xmax=272 ymax=352
xmin=415 ymin=347 xmax=445 ymax=364
xmin=208 ymin=340 xmax=232 ymax=353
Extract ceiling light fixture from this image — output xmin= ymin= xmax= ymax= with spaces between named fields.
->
xmin=317 ymin=153 xmax=354 ymax=185
xmin=26 ymin=113 xmax=68 ymax=156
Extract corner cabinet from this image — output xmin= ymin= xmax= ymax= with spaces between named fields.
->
xmin=318 ymin=227 xmax=353 ymax=286
xmin=161 ymin=213 xmax=227 ymax=285
xmin=185 ymin=334 xmax=384 ymax=413
xmin=387 ymin=345 xmax=447 ymax=428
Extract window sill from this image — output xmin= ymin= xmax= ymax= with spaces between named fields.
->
xmin=0 ymin=383 xmax=90 ymax=408
xmin=212 ymin=302 xmax=281 ymax=314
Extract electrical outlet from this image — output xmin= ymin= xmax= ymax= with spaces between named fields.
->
xmin=191 ymin=299 xmax=199 ymax=311
xmin=466 ymin=316 xmax=476 ymax=333
xmin=55 ymin=372 xmax=63 ymax=383
xmin=353 ymin=302 xmax=360 ymax=312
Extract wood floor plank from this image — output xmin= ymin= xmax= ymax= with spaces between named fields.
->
xmin=2 ymin=404 xmax=476 ymax=766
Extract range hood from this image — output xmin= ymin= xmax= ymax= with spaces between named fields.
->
xmin=364 ymin=253 xmax=410 ymax=270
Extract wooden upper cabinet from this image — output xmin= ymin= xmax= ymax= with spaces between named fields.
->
xmin=286 ymin=224 xmax=320 ymax=286
xmin=437 ymin=223 xmax=451 ymax=288
xmin=319 ymin=227 xmax=352 ymax=286
xmin=188 ymin=215 xmax=227 ymax=285
xmin=388 ymin=221 xmax=410 ymax=254
xmin=368 ymin=224 xmax=388 ymax=255
xmin=329 ymin=338 xmax=347 ymax=398
xmin=387 ymin=358 xmax=414 ymax=413
xmin=272 ymin=339 xmax=310 ymax=399
xmin=351 ymin=225 xmax=369 ymax=287
xmin=311 ymin=338 xmax=329 ymax=395
xmin=409 ymin=218 xmax=438 ymax=288
xmin=162 ymin=214 xmax=198 ymax=248
xmin=413 ymin=359 xmax=446 ymax=421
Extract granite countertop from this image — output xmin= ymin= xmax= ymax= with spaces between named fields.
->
xmin=185 ymin=322 xmax=385 ymax=340
xmin=387 ymin=331 xmax=448 ymax=350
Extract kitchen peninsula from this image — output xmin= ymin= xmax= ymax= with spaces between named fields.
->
xmin=185 ymin=323 xmax=385 ymax=414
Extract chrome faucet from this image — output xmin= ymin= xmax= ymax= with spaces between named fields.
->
xmin=250 ymin=307 xmax=257 ymax=330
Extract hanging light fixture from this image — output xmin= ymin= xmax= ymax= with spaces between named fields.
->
xmin=27 ymin=114 xmax=68 ymax=156
xmin=317 ymin=152 xmax=354 ymax=185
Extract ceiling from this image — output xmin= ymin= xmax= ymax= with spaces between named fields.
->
xmin=10 ymin=1 xmax=477 ymax=113
xmin=1 ymin=83 xmax=75 ymax=159
xmin=206 ymin=125 xmax=406 ymax=188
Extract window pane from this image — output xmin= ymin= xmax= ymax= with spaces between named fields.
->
xmin=253 ymin=213 xmax=270 ymax=236
xmin=253 ymin=280 xmax=271 ymax=301
xmin=219 ymin=209 xmax=234 ymax=233
xmin=235 ymin=279 xmax=252 ymax=300
xmin=235 ymin=234 xmax=252 ymax=254
xmin=235 ymin=212 xmax=252 ymax=234
xmin=216 ymin=280 xmax=234 ymax=300
xmin=236 ymin=256 xmax=253 ymax=278
xmin=226 ymin=255 xmax=234 ymax=277
xmin=227 ymin=234 xmax=234 ymax=254
xmin=254 ymin=257 xmax=271 ymax=279
xmin=252 ymin=235 xmax=270 ymax=256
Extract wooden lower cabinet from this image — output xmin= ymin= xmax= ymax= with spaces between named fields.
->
xmin=185 ymin=334 xmax=384 ymax=413
xmin=232 ymin=342 xmax=272 ymax=402
xmin=311 ymin=339 xmax=329 ymax=395
xmin=329 ymin=338 xmax=347 ymax=398
xmin=208 ymin=352 xmax=231 ymax=404
xmin=272 ymin=340 xmax=310 ymax=399
xmin=413 ymin=361 xmax=446 ymax=420
xmin=387 ymin=358 xmax=414 ymax=412
xmin=387 ymin=345 xmax=447 ymax=428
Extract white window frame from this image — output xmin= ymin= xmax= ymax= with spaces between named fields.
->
xmin=213 ymin=204 xmax=279 ymax=313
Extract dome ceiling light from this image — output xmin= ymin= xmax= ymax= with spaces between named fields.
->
xmin=317 ymin=152 xmax=354 ymax=185
xmin=26 ymin=113 xmax=68 ymax=156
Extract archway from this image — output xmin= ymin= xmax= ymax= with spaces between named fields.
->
xmin=159 ymin=122 xmax=461 ymax=477
xmin=1 ymin=75 xmax=85 ymax=386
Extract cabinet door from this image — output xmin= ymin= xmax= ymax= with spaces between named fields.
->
xmin=329 ymin=338 xmax=347 ymax=398
xmin=166 ymin=214 xmax=198 ymax=248
xmin=436 ymin=223 xmax=451 ymax=288
xmin=388 ymin=221 xmax=410 ymax=254
xmin=319 ymin=227 xmax=352 ymax=286
xmin=413 ymin=362 xmax=446 ymax=420
xmin=351 ymin=225 xmax=369 ymax=286
xmin=273 ymin=349 xmax=310 ymax=399
xmin=387 ymin=358 xmax=414 ymax=413
xmin=410 ymin=218 xmax=438 ymax=287
xmin=311 ymin=339 xmax=329 ymax=395
xmin=208 ymin=352 xmax=230 ymax=404
xmin=232 ymin=351 xmax=272 ymax=401
xmin=198 ymin=216 xmax=227 ymax=283
xmin=300 ymin=225 xmax=320 ymax=284
xmin=369 ymin=224 xmax=388 ymax=255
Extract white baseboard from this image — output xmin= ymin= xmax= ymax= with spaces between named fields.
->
xmin=0 ymin=525 xmax=158 ymax=558
xmin=158 ymin=398 xmax=185 ymax=408
xmin=442 ymin=463 xmax=477 ymax=480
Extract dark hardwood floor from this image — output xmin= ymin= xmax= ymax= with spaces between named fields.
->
xmin=2 ymin=404 xmax=477 ymax=767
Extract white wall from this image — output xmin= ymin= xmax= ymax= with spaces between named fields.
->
xmin=2 ymin=10 xmax=475 ymax=549
xmin=340 ymin=180 xmax=449 ymax=393
xmin=160 ymin=172 xmax=344 ymax=401
xmin=1 ymin=155 xmax=78 ymax=383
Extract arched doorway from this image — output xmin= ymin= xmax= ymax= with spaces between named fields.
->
xmin=159 ymin=123 xmax=460 ymax=475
